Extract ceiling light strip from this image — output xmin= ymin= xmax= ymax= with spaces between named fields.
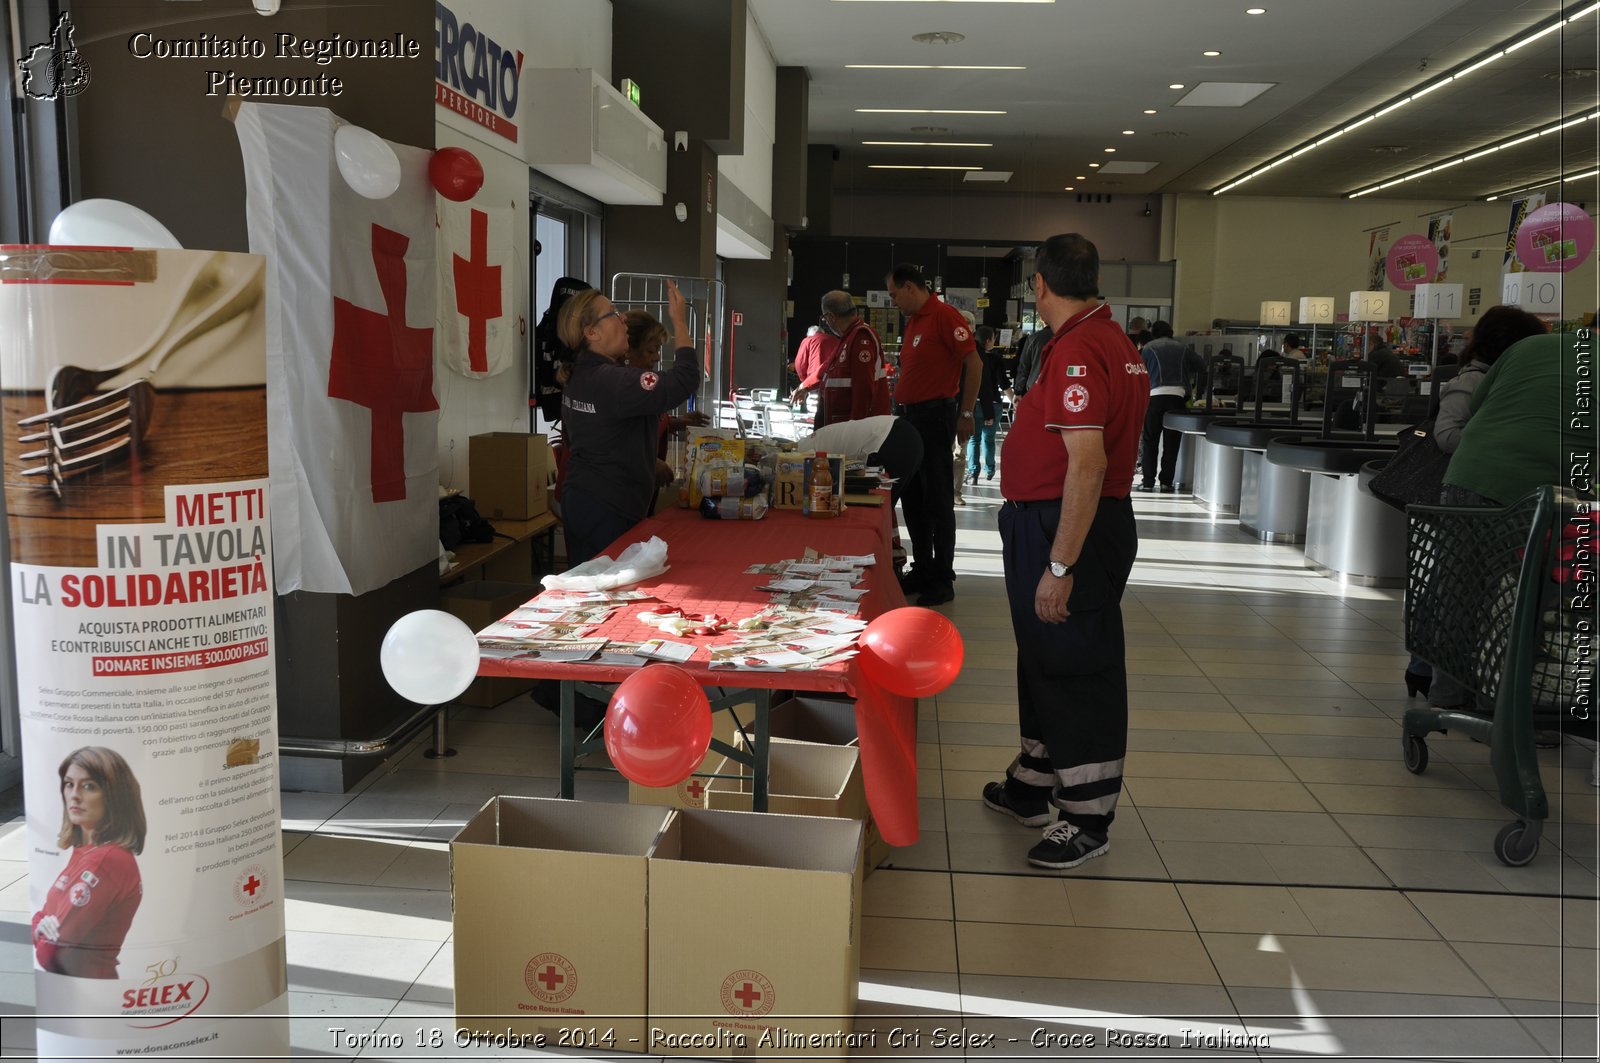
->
xmin=861 ymin=141 xmax=995 ymax=146
xmin=1212 ymin=2 xmax=1596 ymax=196
xmin=1345 ymin=110 xmax=1600 ymax=198
xmin=1485 ymin=167 xmax=1600 ymax=200
xmin=845 ymin=65 xmax=1026 ymax=70
xmin=855 ymin=108 xmax=1006 ymax=114
xmin=867 ymin=164 xmax=983 ymax=170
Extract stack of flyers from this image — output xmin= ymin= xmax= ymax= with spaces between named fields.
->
xmin=704 ymin=607 xmax=868 ymax=671
xmin=503 ymin=604 xmax=616 ymax=625
xmin=592 ymin=642 xmax=651 ymax=667
xmin=476 ymin=620 xmax=600 ymax=643
xmin=536 ymin=589 xmax=656 ymax=605
xmin=477 ymin=638 xmax=606 ymax=662
xmin=636 ymin=639 xmax=697 ymax=663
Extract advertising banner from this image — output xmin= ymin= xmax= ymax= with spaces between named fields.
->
xmin=0 ymin=246 xmax=288 ymax=1058
xmin=1503 ymin=192 xmax=1548 ymax=273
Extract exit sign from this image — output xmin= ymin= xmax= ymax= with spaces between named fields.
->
xmin=621 ymin=78 xmax=642 ymax=107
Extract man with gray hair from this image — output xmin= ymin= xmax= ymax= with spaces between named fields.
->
xmin=791 ymin=290 xmax=889 ymax=427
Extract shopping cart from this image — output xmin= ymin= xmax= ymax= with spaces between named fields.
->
xmin=1402 ymin=486 xmax=1595 ymax=866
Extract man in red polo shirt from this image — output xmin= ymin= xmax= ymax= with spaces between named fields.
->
xmin=984 ymin=233 xmax=1148 ymax=871
xmin=792 ymin=291 xmax=890 ymax=427
xmin=886 ymin=263 xmax=981 ymax=606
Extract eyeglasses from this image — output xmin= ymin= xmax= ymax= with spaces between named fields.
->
xmin=592 ymin=309 xmax=622 ymax=326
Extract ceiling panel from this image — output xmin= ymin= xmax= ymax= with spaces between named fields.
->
xmin=749 ymin=0 xmax=1598 ymax=202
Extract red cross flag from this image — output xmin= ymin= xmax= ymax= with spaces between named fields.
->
xmin=438 ymin=199 xmax=516 ymax=378
xmin=235 ymin=102 xmax=439 ymax=595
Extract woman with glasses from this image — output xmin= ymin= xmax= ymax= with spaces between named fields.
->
xmin=556 ymin=282 xmax=701 ymax=564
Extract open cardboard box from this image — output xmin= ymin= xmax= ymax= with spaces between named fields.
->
xmin=734 ymin=696 xmax=893 ymax=875
xmin=451 ymin=797 xmax=672 ymax=1047
xmin=648 ymin=808 xmax=863 ymax=1058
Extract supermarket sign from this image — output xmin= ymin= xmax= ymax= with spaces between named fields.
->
xmin=434 ymin=1 xmax=524 ymax=143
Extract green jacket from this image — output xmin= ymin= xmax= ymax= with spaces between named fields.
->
xmin=1443 ymin=331 xmax=1595 ymax=505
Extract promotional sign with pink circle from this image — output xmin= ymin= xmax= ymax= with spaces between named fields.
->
xmin=1515 ymin=202 xmax=1595 ymax=272
xmin=1384 ymin=234 xmax=1440 ymax=291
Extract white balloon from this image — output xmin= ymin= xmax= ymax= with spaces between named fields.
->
xmin=334 ymin=124 xmax=402 ymax=199
xmin=380 ymin=609 xmax=480 ymax=705
xmin=49 ymin=199 xmax=182 ymax=249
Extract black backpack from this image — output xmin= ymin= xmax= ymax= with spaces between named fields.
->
xmin=438 ymin=494 xmax=496 ymax=550
xmin=532 ymin=276 xmax=591 ymax=423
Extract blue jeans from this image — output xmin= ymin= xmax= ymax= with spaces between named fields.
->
xmin=966 ymin=418 xmax=997 ymax=477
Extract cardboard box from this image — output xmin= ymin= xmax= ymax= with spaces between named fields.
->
xmin=630 ymin=705 xmax=747 ymax=809
xmin=649 ymin=809 xmax=863 ymax=1057
xmin=451 ymin=798 xmax=672 ymax=1048
xmin=439 ymin=581 xmax=537 ymax=707
xmin=469 ymin=432 xmax=551 ymax=520
xmin=745 ymin=697 xmax=893 ymax=876
xmin=705 ymin=739 xmax=867 ymax=822
xmin=769 ymin=451 xmax=809 ymax=510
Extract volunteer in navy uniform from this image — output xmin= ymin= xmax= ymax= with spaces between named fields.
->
xmin=558 ymin=281 xmax=700 ymax=564
xmin=985 ymin=233 xmax=1148 ymax=870
xmin=886 ymin=264 xmax=981 ymax=607
xmin=32 ymin=746 xmax=146 ymax=978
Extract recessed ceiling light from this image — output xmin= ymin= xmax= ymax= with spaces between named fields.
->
xmin=1246 ymin=7 xmax=1266 ymax=13
xmin=1104 ymin=147 xmax=1117 ymax=152
xmin=1064 ymin=186 xmax=1075 ymax=191
xmin=1089 ymin=162 xmax=1101 ymax=167
xmin=1121 ymin=129 xmax=1135 ymax=135
xmin=1203 ymin=50 xmax=1221 ymax=57
xmin=856 ymin=108 xmax=1007 ymax=114
xmin=1169 ymin=83 xmax=1185 ymax=90
xmin=1143 ymin=108 xmax=1158 ymax=114
xmin=1075 ymin=175 xmax=1087 ymax=180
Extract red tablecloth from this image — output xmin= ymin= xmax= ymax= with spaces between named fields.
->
xmin=478 ymin=499 xmax=921 ymax=845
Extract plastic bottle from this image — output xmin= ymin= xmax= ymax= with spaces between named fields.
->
xmin=808 ymin=452 xmax=835 ymax=519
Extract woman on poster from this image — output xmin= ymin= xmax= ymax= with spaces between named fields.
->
xmin=31 ymin=746 xmax=147 ymax=979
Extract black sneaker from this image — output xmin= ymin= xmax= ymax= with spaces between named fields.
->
xmin=982 ymin=781 xmax=1055 ymax=827
xmin=1158 ymin=483 xmax=1176 ymax=493
xmin=1133 ymin=482 xmax=1155 ymax=493
xmin=917 ymin=583 xmax=955 ymax=607
xmin=1027 ymin=822 xmax=1110 ymax=869
xmin=898 ymin=567 xmax=934 ymax=593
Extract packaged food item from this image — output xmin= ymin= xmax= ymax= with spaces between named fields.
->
xmin=770 ymin=451 xmax=811 ymax=510
xmin=697 ymin=462 xmax=766 ymax=499
xmin=699 ymin=496 xmax=768 ymax=520
xmin=803 ymin=454 xmax=844 ymax=518
xmin=684 ymin=433 xmax=745 ymax=507
xmin=807 ymin=451 xmax=836 ymax=519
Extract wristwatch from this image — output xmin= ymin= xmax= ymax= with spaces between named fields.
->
xmin=1047 ymin=559 xmax=1075 ymax=578
xmin=960 ymin=410 xmax=974 ymax=419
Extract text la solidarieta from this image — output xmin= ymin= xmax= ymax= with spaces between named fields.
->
xmin=127 ymin=31 xmax=423 ymax=98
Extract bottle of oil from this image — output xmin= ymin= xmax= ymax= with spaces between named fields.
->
xmin=808 ymin=452 xmax=835 ymax=518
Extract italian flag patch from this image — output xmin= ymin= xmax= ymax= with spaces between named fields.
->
xmin=1065 ymin=365 xmax=1087 ymax=376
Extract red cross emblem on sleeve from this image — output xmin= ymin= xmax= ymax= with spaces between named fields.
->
xmin=452 ymin=208 xmax=503 ymax=374
xmin=329 ymin=224 xmax=439 ymax=503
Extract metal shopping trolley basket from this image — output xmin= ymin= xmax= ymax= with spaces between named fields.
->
xmin=1402 ymin=486 xmax=1596 ymax=866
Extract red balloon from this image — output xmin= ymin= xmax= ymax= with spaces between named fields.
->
xmin=604 ymin=664 xmax=713 ymax=787
xmin=858 ymin=607 xmax=964 ymax=697
xmin=429 ymin=147 xmax=485 ymax=201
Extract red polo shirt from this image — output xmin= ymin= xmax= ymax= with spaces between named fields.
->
xmin=893 ymin=293 xmax=976 ymax=404
xmin=1000 ymin=302 xmax=1149 ymax=500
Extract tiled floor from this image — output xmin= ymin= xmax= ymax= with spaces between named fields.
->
xmin=2 ymin=478 xmax=1598 ymax=1059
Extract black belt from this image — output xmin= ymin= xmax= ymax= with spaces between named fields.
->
xmin=1006 ymin=495 xmax=1131 ymax=509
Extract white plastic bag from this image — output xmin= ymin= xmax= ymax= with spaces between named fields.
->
xmin=541 ymin=535 xmax=669 ymax=591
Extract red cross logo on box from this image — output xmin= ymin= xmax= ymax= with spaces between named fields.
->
xmin=329 ymin=223 xmax=439 ymax=503
xmin=525 ymin=952 xmax=578 ymax=1004
xmin=684 ymin=779 xmax=706 ymax=802
xmin=720 ymin=969 xmax=775 ymax=1017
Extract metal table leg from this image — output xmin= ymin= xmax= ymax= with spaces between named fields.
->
xmin=753 ymin=689 xmax=771 ymax=813
xmin=560 ymin=679 xmax=576 ymax=798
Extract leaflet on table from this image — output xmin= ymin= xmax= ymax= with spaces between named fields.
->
xmin=504 ymin=605 xmax=615 ymax=625
xmin=636 ymin=639 xmax=696 ymax=663
xmin=477 ymin=638 xmax=605 ymax=661
xmin=476 ymin=620 xmax=598 ymax=642
xmin=533 ymin=589 xmax=656 ymax=604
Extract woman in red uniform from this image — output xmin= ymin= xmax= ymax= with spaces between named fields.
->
xmin=32 ymin=746 xmax=146 ymax=978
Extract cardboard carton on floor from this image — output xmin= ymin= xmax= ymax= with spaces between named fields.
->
xmin=469 ymin=432 xmax=551 ymax=520
xmin=649 ymin=808 xmax=864 ymax=1058
xmin=452 ymin=797 xmax=671 ymax=1048
xmin=438 ymin=581 xmax=538 ymax=707
xmin=629 ymin=705 xmax=748 ymax=809
xmin=738 ymin=696 xmax=893 ymax=875
xmin=704 ymin=738 xmax=867 ymax=822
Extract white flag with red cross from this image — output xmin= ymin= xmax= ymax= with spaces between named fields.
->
xmin=437 ymin=198 xmax=517 ymax=379
xmin=235 ymin=102 xmax=439 ymax=595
